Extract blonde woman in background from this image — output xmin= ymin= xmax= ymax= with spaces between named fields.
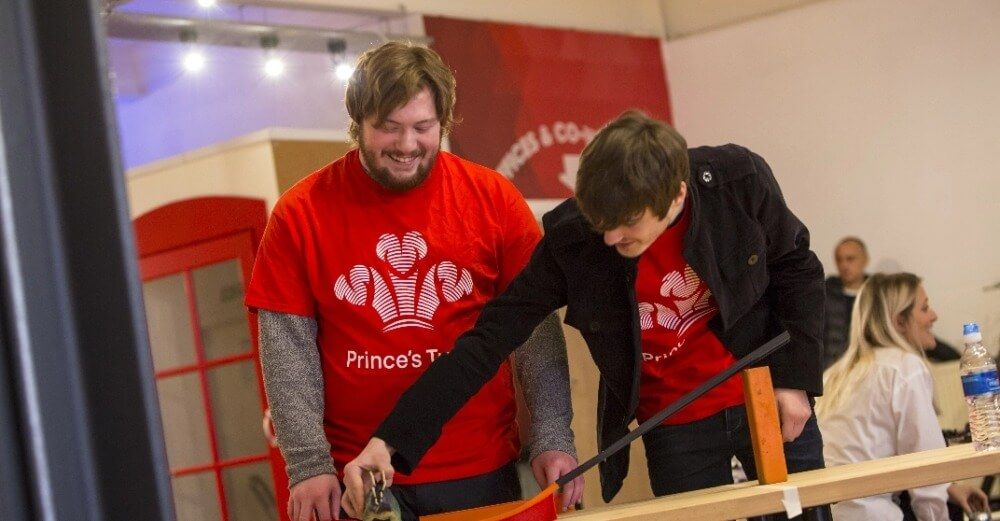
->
xmin=816 ymin=273 xmax=988 ymax=520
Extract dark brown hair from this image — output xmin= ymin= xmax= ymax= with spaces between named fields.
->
xmin=575 ymin=110 xmax=689 ymax=231
xmin=345 ymin=41 xmax=456 ymax=142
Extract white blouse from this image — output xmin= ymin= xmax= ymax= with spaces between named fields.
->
xmin=818 ymin=347 xmax=949 ymax=521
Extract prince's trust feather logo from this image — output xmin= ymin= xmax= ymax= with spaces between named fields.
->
xmin=333 ymin=231 xmax=473 ymax=332
xmin=639 ymin=266 xmax=715 ymax=337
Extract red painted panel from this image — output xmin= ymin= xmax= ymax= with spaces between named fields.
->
xmin=133 ymin=196 xmax=266 ymax=258
xmin=424 ymin=17 xmax=672 ymax=199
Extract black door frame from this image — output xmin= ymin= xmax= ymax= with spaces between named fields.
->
xmin=0 ymin=1 xmax=173 ymax=519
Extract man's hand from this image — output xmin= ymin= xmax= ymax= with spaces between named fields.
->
xmin=947 ymin=482 xmax=990 ymax=513
xmin=531 ymin=450 xmax=584 ymax=511
xmin=774 ymin=388 xmax=811 ymax=442
xmin=342 ymin=438 xmax=395 ymax=519
xmin=288 ymin=473 xmax=341 ymax=521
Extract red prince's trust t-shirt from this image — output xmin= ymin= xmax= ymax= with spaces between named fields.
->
xmin=635 ymin=202 xmax=745 ymax=425
xmin=245 ymin=149 xmax=540 ymax=484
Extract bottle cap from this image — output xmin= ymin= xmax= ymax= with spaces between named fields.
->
xmin=964 ymin=322 xmax=983 ymax=343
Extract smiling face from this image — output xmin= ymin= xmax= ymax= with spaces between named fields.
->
xmin=895 ymin=284 xmax=938 ymax=350
xmin=358 ymin=86 xmax=441 ymax=192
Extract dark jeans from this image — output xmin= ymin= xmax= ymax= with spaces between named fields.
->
xmin=388 ymin=461 xmax=521 ymax=521
xmin=643 ymin=404 xmax=832 ymax=520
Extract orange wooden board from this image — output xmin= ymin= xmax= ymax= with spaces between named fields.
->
xmin=742 ymin=367 xmax=787 ymax=484
xmin=421 ymin=483 xmax=559 ymax=521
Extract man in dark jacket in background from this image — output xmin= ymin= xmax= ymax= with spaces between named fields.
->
xmin=822 ymin=237 xmax=869 ymax=368
xmin=343 ymin=110 xmax=831 ymax=520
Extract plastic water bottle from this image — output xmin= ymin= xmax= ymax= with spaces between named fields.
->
xmin=960 ymin=322 xmax=1000 ymax=451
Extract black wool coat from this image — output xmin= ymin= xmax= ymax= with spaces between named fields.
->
xmin=376 ymin=144 xmax=825 ymax=502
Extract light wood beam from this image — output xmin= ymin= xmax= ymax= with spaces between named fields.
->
xmin=562 ymin=444 xmax=1000 ymax=520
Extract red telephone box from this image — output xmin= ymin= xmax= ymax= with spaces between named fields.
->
xmin=134 ymin=196 xmax=289 ymax=521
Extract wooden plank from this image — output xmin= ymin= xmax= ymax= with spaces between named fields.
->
xmin=742 ymin=367 xmax=787 ymax=484
xmin=561 ymin=444 xmax=1000 ymax=520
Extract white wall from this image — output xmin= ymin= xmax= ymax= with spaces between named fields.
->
xmin=126 ymin=131 xmax=280 ymax=217
xmin=664 ymin=0 xmax=1000 ymax=348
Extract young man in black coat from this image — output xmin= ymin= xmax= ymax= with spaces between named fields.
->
xmin=342 ymin=110 xmax=830 ymax=520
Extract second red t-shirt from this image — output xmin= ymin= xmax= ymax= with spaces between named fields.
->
xmin=635 ymin=201 xmax=745 ymax=425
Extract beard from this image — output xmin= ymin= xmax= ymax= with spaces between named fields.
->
xmin=359 ymin=136 xmax=437 ymax=192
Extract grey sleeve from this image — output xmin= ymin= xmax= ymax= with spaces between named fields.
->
xmin=258 ymin=309 xmax=335 ymax=488
xmin=512 ymin=311 xmax=578 ymax=462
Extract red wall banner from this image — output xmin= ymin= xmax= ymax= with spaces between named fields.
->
xmin=424 ymin=16 xmax=673 ymax=199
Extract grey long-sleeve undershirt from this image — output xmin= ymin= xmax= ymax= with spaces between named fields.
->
xmin=259 ymin=310 xmax=576 ymax=488
xmin=258 ymin=310 xmax=334 ymax=485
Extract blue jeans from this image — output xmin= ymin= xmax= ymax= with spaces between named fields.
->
xmin=643 ymin=404 xmax=831 ymax=520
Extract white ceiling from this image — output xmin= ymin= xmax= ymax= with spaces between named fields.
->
xmin=658 ymin=0 xmax=830 ymax=39
xmin=236 ymin=0 xmax=832 ymax=39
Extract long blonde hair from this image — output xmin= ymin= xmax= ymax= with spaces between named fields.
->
xmin=816 ymin=272 xmax=928 ymax=417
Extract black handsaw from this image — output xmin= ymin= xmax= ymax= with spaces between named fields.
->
xmin=556 ymin=331 xmax=791 ymax=487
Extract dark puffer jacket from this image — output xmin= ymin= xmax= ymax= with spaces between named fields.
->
xmin=823 ymin=275 xmax=855 ymax=369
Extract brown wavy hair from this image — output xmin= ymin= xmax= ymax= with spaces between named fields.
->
xmin=345 ymin=41 xmax=456 ymax=142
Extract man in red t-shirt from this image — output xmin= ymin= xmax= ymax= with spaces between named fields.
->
xmin=245 ymin=42 xmax=582 ymax=521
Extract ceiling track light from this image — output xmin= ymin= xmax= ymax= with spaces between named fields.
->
xmin=326 ymin=38 xmax=347 ymax=55
xmin=179 ymin=27 xmax=197 ymax=44
xmin=106 ymin=12 xmax=430 ymax=54
xmin=260 ymin=34 xmax=284 ymax=78
xmin=260 ymin=34 xmax=279 ymax=51
xmin=179 ymin=28 xmax=205 ymax=73
xmin=334 ymin=62 xmax=354 ymax=81
xmin=327 ymin=37 xmax=353 ymax=81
